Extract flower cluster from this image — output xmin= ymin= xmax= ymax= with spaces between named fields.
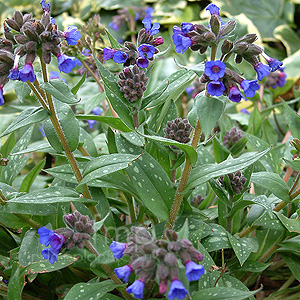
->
xmin=103 ymin=17 xmax=163 ymax=68
xmin=110 ymin=227 xmax=204 ymax=299
xmin=223 ymin=126 xmax=244 ymax=149
xmin=191 ymin=193 xmax=205 ymax=208
xmin=38 ymin=211 xmax=94 ymax=263
xmin=2 ymin=0 xmax=81 ymax=94
xmin=172 ymin=3 xmax=283 ymax=102
xmin=218 ymin=171 xmax=247 ymax=195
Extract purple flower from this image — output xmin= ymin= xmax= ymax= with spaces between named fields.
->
xmin=38 ymin=226 xmax=65 ymax=250
xmin=8 ymin=67 xmax=19 ymax=80
xmin=113 ymin=51 xmax=128 ymax=64
xmin=136 ymin=57 xmax=149 ymax=68
xmin=181 ymin=22 xmax=194 ymax=34
xmin=262 ymin=53 xmax=283 ymax=72
xmin=64 ymin=26 xmax=81 ymax=46
xmin=138 ymin=44 xmax=155 ymax=59
xmin=82 ymin=48 xmax=91 ymax=57
xmin=204 ymin=60 xmax=226 ymax=81
xmin=41 ymin=247 xmax=60 ymax=264
xmin=87 ymin=106 xmax=102 ymax=129
xmin=185 ymin=261 xmax=205 ymax=281
xmin=109 ymin=21 xmax=120 ymax=32
xmin=145 ymin=7 xmax=154 ymax=20
xmin=114 ymin=265 xmax=133 ymax=283
xmin=103 ymin=48 xmax=115 ymax=60
xmin=207 ymin=81 xmax=225 ymax=96
xmin=228 ymin=86 xmax=244 ymax=103
xmin=206 ymin=3 xmax=220 ymax=15
xmin=240 ymin=108 xmax=250 ymax=114
xmin=142 ymin=18 xmax=160 ymax=35
xmin=276 ymin=71 xmax=287 ymax=88
xmin=172 ymin=25 xmax=193 ymax=54
xmin=19 ymin=63 xmax=36 ymax=82
xmin=49 ymin=71 xmax=66 ymax=83
xmin=154 ymin=37 xmax=164 ymax=46
xmin=110 ymin=241 xmax=127 ymax=259
xmin=126 ymin=279 xmax=145 ymax=299
xmin=254 ymin=62 xmax=271 ymax=81
xmin=0 ymin=86 xmax=4 ymax=106
xmin=40 ymin=0 xmax=50 ymax=13
xmin=50 ymin=17 xmax=56 ymax=24
xmin=240 ymin=79 xmax=259 ymax=98
xmin=185 ymin=86 xmax=194 ymax=95
xmin=167 ymin=280 xmax=188 ymax=299
xmin=57 ymin=54 xmax=76 ymax=73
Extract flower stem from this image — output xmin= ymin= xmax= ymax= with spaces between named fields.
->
xmin=132 ymin=110 xmax=139 ymax=128
xmin=171 ymin=152 xmax=178 ymax=183
xmin=210 ymin=44 xmax=217 ymax=61
xmin=169 ymin=120 xmax=202 ymax=227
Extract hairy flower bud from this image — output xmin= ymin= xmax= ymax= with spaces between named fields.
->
xmin=164 ymin=118 xmax=192 ymax=146
xmin=223 ymin=126 xmax=244 ymax=148
xmin=191 ymin=193 xmax=205 ymax=207
xmin=219 ymin=20 xmax=236 ymax=37
xmin=210 ymin=15 xmax=220 ymax=36
xmin=164 ymin=252 xmax=178 ymax=267
xmin=218 ymin=170 xmax=247 ymax=194
xmin=221 ymin=39 xmax=233 ymax=55
xmin=165 ymin=230 xmax=178 ymax=242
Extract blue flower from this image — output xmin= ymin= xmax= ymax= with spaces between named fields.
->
xmin=39 ymin=126 xmax=46 ymax=137
xmin=57 ymin=54 xmax=76 ymax=73
xmin=142 ymin=18 xmax=160 ymax=35
xmin=114 ymin=265 xmax=133 ymax=283
xmin=136 ymin=57 xmax=149 ymax=68
xmin=0 ymin=86 xmax=4 ymax=106
xmin=275 ymin=71 xmax=287 ymax=88
xmin=254 ymin=62 xmax=271 ymax=81
xmin=126 ymin=279 xmax=145 ymax=299
xmin=49 ymin=71 xmax=66 ymax=83
xmin=240 ymin=79 xmax=259 ymax=98
xmin=145 ymin=7 xmax=154 ymax=20
xmin=204 ymin=60 xmax=226 ymax=81
xmin=82 ymin=48 xmax=91 ymax=57
xmin=113 ymin=51 xmax=128 ymax=64
xmin=19 ymin=63 xmax=36 ymax=82
xmin=181 ymin=23 xmax=194 ymax=34
xmin=138 ymin=44 xmax=155 ymax=59
xmin=185 ymin=261 xmax=205 ymax=281
xmin=206 ymin=3 xmax=220 ymax=15
xmin=228 ymin=86 xmax=244 ymax=103
xmin=167 ymin=280 xmax=188 ymax=299
xmin=64 ymin=26 xmax=81 ymax=46
xmin=262 ymin=53 xmax=283 ymax=72
xmin=185 ymin=86 xmax=194 ymax=95
xmin=41 ymin=247 xmax=60 ymax=264
xmin=87 ymin=106 xmax=102 ymax=129
xmin=109 ymin=21 xmax=120 ymax=32
xmin=103 ymin=48 xmax=115 ymax=60
xmin=110 ymin=241 xmax=127 ymax=259
xmin=240 ymin=108 xmax=250 ymax=114
xmin=40 ymin=0 xmax=50 ymax=13
xmin=172 ymin=24 xmax=193 ymax=54
xmin=51 ymin=17 xmax=56 ymax=24
xmin=207 ymin=81 xmax=225 ymax=96
xmin=7 ymin=67 xmax=19 ymax=80
xmin=38 ymin=226 xmax=65 ymax=250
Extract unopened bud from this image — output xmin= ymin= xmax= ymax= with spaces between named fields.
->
xmin=6 ymin=19 xmax=20 ymax=32
xmin=165 ymin=229 xmax=178 ymax=242
xmin=237 ymin=33 xmax=258 ymax=44
xmin=221 ymin=39 xmax=233 ymax=55
xmin=158 ymin=263 xmax=169 ymax=280
xmin=75 ymin=221 xmax=84 ymax=232
xmin=233 ymin=42 xmax=248 ymax=54
xmin=14 ymin=11 xmax=24 ymax=27
xmin=154 ymin=248 xmax=167 ymax=258
xmin=210 ymin=15 xmax=220 ymax=36
xmin=290 ymin=138 xmax=300 ymax=152
xmin=14 ymin=34 xmax=29 ymax=44
xmin=235 ymin=54 xmax=243 ymax=64
xmin=245 ymin=44 xmax=263 ymax=56
xmin=168 ymin=241 xmax=181 ymax=253
xmin=164 ymin=252 xmax=177 ymax=267
xmin=179 ymin=239 xmax=193 ymax=249
xmin=219 ymin=20 xmax=236 ymax=37
xmin=73 ymin=232 xmax=82 ymax=243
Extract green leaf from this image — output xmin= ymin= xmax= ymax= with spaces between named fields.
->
xmin=283 ymin=158 xmax=300 ymax=171
xmin=71 ymin=71 xmax=86 ymax=95
xmin=14 ymin=81 xmax=30 ymax=102
xmin=43 ymin=101 xmax=80 ymax=152
xmin=227 ymin=233 xmax=252 ymax=266
xmin=175 ymin=60 xmax=205 ymax=77
xmin=141 ymin=69 xmax=196 ymax=109
xmin=0 ymin=202 xmax=56 ymax=216
xmin=140 ymin=133 xmax=198 ymax=165
xmin=64 ymin=280 xmax=120 ymax=300
xmin=0 ymin=107 xmax=49 ymax=137
xmin=192 ymin=287 xmax=260 ymax=300
xmin=185 ymin=148 xmax=271 ymax=192
xmin=19 ymin=158 xmax=46 ymax=192
xmin=251 ymin=172 xmax=290 ymax=202
xmin=105 ymin=29 xmax=123 ymax=49
xmin=1 ymin=126 xmax=33 ymax=184
xmin=76 ymin=115 xmax=132 ymax=132
xmin=79 ymin=154 xmax=140 ymax=186
xmin=41 ymin=79 xmax=79 ymax=104
xmin=274 ymin=212 xmax=300 ymax=233
xmin=282 ymin=100 xmax=300 ymax=139
xmin=0 ymin=225 xmax=18 ymax=256
xmin=8 ymin=187 xmax=96 ymax=205
xmin=79 ymin=128 xmax=98 ymax=157
xmin=8 ymin=264 xmax=25 ymax=300
xmin=213 ymin=138 xmax=230 ymax=163
xmin=196 ymin=92 xmax=226 ymax=141
xmin=116 ymin=135 xmax=175 ymax=220
xmin=201 ymin=224 xmax=231 ymax=251
xmin=93 ymin=55 xmax=134 ymax=129
xmin=281 ymin=253 xmax=300 ymax=282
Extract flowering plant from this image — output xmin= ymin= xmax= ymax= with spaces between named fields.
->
xmin=0 ymin=1 xmax=299 ymax=300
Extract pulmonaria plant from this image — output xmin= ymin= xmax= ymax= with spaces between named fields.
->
xmin=172 ymin=3 xmax=283 ymax=102
xmin=110 ymin=227 xmax=204 ymax=299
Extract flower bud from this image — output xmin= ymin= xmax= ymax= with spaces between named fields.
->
xmin=235 ymin=54 xmax=243 ymax=64
xmin=221 ymin=39 xmax=233 ymax=55
xmin=233 ymin=42 xmax=248 ymax=54
xmin=24 ymin=29 xmax=39 ymax=42
xmin=6 ymin=19 xmax=20 ymax=32
xmin=191 ymin=193 xmax=205 ymax=207
xmin=219 ymin=20 xmax=236 ymax=37
xmin=14 ymin=11 xmax=24 ymax=27
xmin=14 ymin=34 xmax=29 ymax=44
xmin=158 ymin=263 xmax=169 ymax=280
xmin=164 ymin=252 xmax=178 ymax=266
xmin=210 ymin=15 xmax=220 ymax=36
xmin=187 ymin=247 xmax=203 ymax=261
xmin=154 ymin=247 xmax=167 ymax=258
xmin=75 ymin=221 xmax=84 ymax=232
xmin=179 ymin=239 xmax=193 ymax=249
xmin=168 ymin=241 xmax=181 ymax=253
xmin=73 ymin=232 xmax=82 ymax=243
xmin=237 ymin=33 xmax=258 ymax=44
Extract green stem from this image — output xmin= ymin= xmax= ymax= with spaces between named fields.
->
xmin=289 ymin=172 xmax=300 ymax=195
xmin=226 ymin=196 xmax=233 ymax=234
xmin=0 ymin=190 xmax=40 ymax=229
xmin=85 ymin=241 xmax=134 ymax=300
xmin=171 ymin=152 xmax=178 ymax=183
xmin=125 ymin=194 xmax=136 ymax=223
xmin=169 ymin=120 xmax=202 ymax=227
xmin=279 ymin=275 xmax=295 ymax=291
xmin=238 ymin=224 xmax=257 ymax=238
xmin=210 ymin=44 xmax=217 ymax=61
xmin=132 ymin=111 xmax=139 ymax=129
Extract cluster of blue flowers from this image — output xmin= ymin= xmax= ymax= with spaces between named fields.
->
xmin=110 ymin=228 xmax=205 ymax=300
xmin=103 ymin=17 xmax=163 ymax=68
xmin=171 ymin=3 xmax=283 ymax=102
xmin=38 ymin=226 xmax=65 ymax=264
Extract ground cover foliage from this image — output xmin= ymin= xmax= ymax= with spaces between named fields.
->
xmin=1 ymin=0 xmax=300 ymax=299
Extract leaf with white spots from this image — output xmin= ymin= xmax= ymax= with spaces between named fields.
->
xmin=281 ymin=253 xmax=300 ymax=282
xmin=251 ymin=172 xmax=290 ymax=203
xmin=8 ymin=187 xmax=96 ymax=205
xmin=115 ymin=135 xmax=175 ymax=221
xmin=185 ymin=148 xmax=271 ymax=192
xmin=64 ymin=280 xmax=120 ymax=300
xmin=227 ymin=233 xmax=253 ymax=266
xmin=192 ymin=286 xmax=260 ymax=299
xmin=79 ymin=154 xmax=140 ymax=186
xmin=274 ymin=212 xmax=300 ymax=233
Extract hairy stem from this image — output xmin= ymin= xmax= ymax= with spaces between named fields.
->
xmin=169 ymin=120 xmax=202 ymax=227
